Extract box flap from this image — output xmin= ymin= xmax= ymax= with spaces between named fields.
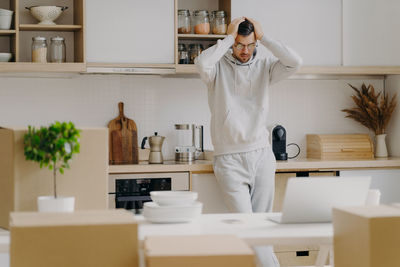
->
xmin=333 ymin=205 xmax=400 ymax=218
xmin=145 ymin=235 xmax=254 ymax=256
xmin=10 ymin=210 xmax=136 ymax=227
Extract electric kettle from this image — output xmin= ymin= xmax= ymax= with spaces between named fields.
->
xmin=141 ymin=132 xmax=165 ymax=164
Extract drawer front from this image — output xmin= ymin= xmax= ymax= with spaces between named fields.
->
xmin=275 ymin=250 xmax=319 ymax=266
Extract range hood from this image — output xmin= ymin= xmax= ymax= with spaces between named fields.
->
xmin=85 ymin=63 xmax=176 ymax=75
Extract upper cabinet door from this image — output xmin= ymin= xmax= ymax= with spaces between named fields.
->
xmin=343 ymin=0 xmax=400 ymax=66
xmin=231 ymin=0 xmax=342 ymax=66
xmin=86 ymin=0 xmax=174 ymax=64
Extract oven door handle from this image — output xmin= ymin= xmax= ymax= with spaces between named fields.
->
xmin=116 ymin=195 xmax=152 ymax=202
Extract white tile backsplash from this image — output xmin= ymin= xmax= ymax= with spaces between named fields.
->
xmin=0 ymin=74 xmax=387 ymax=160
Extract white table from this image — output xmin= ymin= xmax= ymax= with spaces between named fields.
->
xmin=0 ymin=213 xmax=333 ymax=267
xmin=137 ymin=213 xmax=333 ymax=267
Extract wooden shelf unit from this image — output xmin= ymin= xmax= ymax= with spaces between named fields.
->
xmin=0 ymin=62 xmax=85 ymax=72
xmin=19 ymin=24 xmax=82 ymax=31
xmin=0 ymin=30 xmax=16 ymax=35
xmin=0 ymin=0 xmax=85 ymax=71
xmin=175 ymin=0 xmax=231 ymax=68
xmin=178 ymin=33 xmax=227 ymax=39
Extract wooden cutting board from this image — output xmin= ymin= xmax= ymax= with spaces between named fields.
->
xmin=108 ymin=102 xmax=139 ymax=164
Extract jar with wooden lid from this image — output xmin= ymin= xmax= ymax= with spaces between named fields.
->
xmin=193 ymin=10 xmax=210 ymax=34
xmin=211 ymin=11 xmax=227 ymax=34
xmin=31 ymin=36 xmax=47 ymax=63
xmin=178 ymin=9 xmax=191 ymax=34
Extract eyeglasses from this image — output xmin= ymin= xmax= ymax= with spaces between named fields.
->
xmin=233 ymin=42 xmax=257 ymax=50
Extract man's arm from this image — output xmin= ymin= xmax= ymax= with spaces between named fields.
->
xmin=195 ymin=17 xmax=244 ymax=85
xmin=247 ymin=17 xmax=302 ymax=85
xmin=194 ymin=35 xmax=234 ymax=84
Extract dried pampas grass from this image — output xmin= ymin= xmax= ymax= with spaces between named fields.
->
xmin=342 ymin=83 xmax=397 ymax=135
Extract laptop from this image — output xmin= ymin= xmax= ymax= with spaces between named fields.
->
xmin=268 ymin=176 xmax=371 ymax=224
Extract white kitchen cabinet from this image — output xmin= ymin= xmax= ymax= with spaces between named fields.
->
xmin=340 ymin=169 xmax=400 ymax=204
xmin=231 ymin=0 xmax=342 ymax=66
xmin=343 ymin=0 xmax=400 ymax=66
xmin=86 ymin=0 xmax=174 ymax=64
xmin=191 ymin=173 xmax=229 ymax=214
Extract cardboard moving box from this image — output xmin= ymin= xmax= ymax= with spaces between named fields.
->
xmin=145 ymin=234 xmax=256 ymax=267
xmin=10 ymin=210 xmax=138 ymax=267
xmin=333 ymin=205 xmax=400 ymax=267
xmin=0 ymin=127 xmax=108 ymax=229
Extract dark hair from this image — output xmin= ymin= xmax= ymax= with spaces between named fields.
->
xmin=238 ymin=19 xmax=254 ymax=36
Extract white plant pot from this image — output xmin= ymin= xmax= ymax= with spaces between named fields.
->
xmin=37 ymin=196 xmax=75 ymax=212
xmin=375 ymin=134 xmax=388 ymax=158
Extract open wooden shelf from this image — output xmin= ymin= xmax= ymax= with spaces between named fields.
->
xmin=0 ymin=30 xmax=16 ymax=36
xmin=0 ymin=62 xmax=86 ymax=72
xmin=178 ymin=34 xmax=227 ymax=40
xmin=0 ymin=0 xmax=85 ymax=72
xmin=19 ymin=24 xmax=83 ymax=32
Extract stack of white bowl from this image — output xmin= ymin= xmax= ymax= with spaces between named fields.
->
xmin=143 ymin=191 xmax=202 ymax=223
xmin=0 ymin=8 xmax=13 ymax=62
xmin=0 ymin=8 xmax=13 ymax=30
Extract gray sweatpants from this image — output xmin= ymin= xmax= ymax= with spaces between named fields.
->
xmin=213 ymin=147 xmax=280 ymax=267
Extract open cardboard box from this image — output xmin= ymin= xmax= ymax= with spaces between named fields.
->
xmin=333 ymin=205 xmax=400 ymax=267
xmin=10 ymin=210 xmax=138 ymax=267
xmin=145 ymin=234 xmax=256 ymax=267
xmin=0 ymin=127 xmax=109 ymax=229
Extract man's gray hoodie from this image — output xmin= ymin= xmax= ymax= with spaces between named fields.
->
xmin=195 ymin=34 xmax=302 ymax=156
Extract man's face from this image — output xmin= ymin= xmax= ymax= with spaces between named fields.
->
xmin=232 ymin=32 xmax=256 ymax=63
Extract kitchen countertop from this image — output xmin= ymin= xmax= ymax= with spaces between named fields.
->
xmin=108 ymin=157 xmax=400 ymax=173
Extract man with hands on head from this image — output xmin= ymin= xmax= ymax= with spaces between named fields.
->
xmin=195 ymin=17 xmax=302 ymax=267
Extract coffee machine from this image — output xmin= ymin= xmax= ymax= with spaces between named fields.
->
xmin=174 ymin=124 xmax=204 ymax=162
xmin=272 ymin=125 xmax=288 ymax=160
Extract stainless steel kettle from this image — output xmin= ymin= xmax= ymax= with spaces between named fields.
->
xmin=141 ymin=132 xmax=165 ymax=164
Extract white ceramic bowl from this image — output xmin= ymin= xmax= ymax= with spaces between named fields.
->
xmin=0 ymin=53 xmax=12 ymax=62
xmin=150 ymin=191 xmax=198 ymax=206
xmin=143 ymin=201 xmax=203 ymax=223
xmin=0 ymin=12 xmax=13 ymax=30
xmin=26 ymin=6 xmax=68 ymax=25
xmin=0 ymin=8 xmax=13 ymax=15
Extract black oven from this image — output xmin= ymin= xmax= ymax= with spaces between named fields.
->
xmin=115 ymin=178 xmax=171 ymax=212
xmin=108 ymin=172 xmax=190 ymax=214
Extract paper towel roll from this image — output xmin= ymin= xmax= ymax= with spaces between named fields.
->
xmin=365 ymin=189 xmax=381 ymax=205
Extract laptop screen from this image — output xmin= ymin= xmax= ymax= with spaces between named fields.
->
xmin=279 ymin=176 xmax=371 ymax=223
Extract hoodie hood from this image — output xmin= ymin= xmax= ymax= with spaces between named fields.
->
xmin=224 ymin=47 xmax=258 ymax=66
xmin=223 ymin=47 xmax=258 ymax=95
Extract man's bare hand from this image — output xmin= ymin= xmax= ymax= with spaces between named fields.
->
xmin=245 ymin=17 xmax=264 ymax=40
xmin=227 ymin=17 xmax=245 ymax=39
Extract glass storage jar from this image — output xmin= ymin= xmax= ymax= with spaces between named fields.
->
xmin=31 ymin=36 xmax=47 ymax=63
xmin=189 ymin=43 xmax=204 ymax=64
xmin=211 ymin=11 xmax=227 ymax=34
xmin=178 ymin=43 xmax=189 ymax=64
xmin=193 ymin=10 xmax=210 ymax=34
xmin=178 ymin=9 xmax=191 ymax=34
xmin=49 ymin=36 xmax=66 ymax=63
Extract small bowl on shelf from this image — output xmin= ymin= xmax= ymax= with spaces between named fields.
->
xmin=25 ymin=6 xmax=68 ymax=25
xmin=0 ymin=9 xmax=13 ymax=30
xmin=0 ymin=53 xmax=12 ymax=62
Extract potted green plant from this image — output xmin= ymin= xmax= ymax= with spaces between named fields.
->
xmin=342 ymin=83 xmax=397 ymax=157
xmin=24 ymin=121 xmax=81 ymax=212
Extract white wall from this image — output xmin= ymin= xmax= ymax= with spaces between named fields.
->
xmin=0 ymin=74 xmax=385 ymax=160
